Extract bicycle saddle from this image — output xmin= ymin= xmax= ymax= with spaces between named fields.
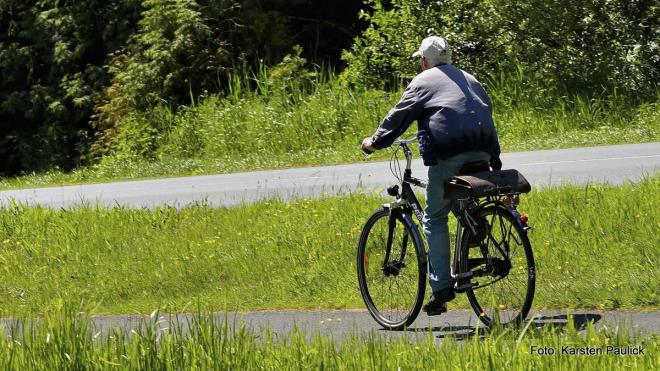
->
xmin=444 ymin=169 xmax=532 ymax=199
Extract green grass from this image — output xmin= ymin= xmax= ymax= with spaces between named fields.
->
xmin=0 ymin=176 xmax=657 ymax=315
xmin=1 ymin=69 xmax=658 ymax=190
xmin=0 ymin=305 xmax=657 ymax=370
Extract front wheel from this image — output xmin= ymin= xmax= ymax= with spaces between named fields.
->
xmin=460 ymin=205 xmax=535 ymax=327
xmin=357 ymin=207 xmax=427 ymax=330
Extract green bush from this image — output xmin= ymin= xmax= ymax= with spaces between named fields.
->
xmin=92 ymin=0 xmax=235 ymax=158
xmin=343 ymin=0 xmax=659 ymax=95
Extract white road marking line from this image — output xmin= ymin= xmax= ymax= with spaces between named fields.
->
xmin=514 ymin=154 xmax=660 ymax=167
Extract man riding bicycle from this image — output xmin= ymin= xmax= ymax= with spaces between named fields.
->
xmin=361 ymin=36 xmax=502 ymax=316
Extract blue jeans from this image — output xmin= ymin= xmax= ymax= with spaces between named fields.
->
xmin=423 ymin=151 xmax=490 ymax=296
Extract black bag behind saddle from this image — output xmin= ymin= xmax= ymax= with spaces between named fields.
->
xmin=444 ymin=161 xmax=531 ymax=200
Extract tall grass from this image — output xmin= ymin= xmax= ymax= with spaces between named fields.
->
xmin=0 ymin=177 xmax=657 ymax=315
xmin=1 ymin=65 xmax=657 ymax=190
xmin=486 ymin=68 xmax=659 ymax=149
xmin=0 ymin=304 xmax=656 ymax=370
xmin=77 ymin=68 xmax=660 ymax=174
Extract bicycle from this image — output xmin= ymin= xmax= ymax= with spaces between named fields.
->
xmin=356 ymin=137 xmax=535 ymax=330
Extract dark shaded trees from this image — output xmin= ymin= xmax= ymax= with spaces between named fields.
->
xmin=0 ymin=0 xmax=141 ymax=174
xmin=0 ymin=0 xmax=364 ymax=175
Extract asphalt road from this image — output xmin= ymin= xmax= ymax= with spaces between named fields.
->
xmin=1 ymin=142 xmax=658 ymax=209
xmin=4 ymin=309 xmax=653 ymax=343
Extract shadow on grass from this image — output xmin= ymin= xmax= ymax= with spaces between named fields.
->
xmin=387 ymin=313 xmax=603 ymax=340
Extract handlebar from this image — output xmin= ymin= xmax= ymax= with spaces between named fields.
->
xmin=393 ymin=137 xmax=419 ymax=145
xmin=362 ymin=136 xmax=425 ymax=188
xmin=391 ymin=137 xmax=426 ymax=188
xmin=392 ymin=137 xmax=417 ymax=172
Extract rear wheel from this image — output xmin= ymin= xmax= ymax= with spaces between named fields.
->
xmin=460 ymin=205 xmax=535 ymax=327
xmin=357 ymin=208 xmax=426 ymax=330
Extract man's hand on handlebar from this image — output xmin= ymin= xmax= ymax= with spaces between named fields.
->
xmin=361 ymin=137 xmax=376 ymax=155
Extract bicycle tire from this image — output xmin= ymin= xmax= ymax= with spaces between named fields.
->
xmin=357 ymin=207 xmax=427 ymax=330
xmin=460 ymin=204 xmax=535 ymax=327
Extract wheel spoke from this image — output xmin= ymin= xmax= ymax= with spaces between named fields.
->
xmin=462 ymin=205 xmax=534 ymax=327
xmin=358 ymin=210 xmax=425 ymax=329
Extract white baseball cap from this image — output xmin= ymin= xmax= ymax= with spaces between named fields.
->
xmin=412 ymin=36 xmax=451 ymax=64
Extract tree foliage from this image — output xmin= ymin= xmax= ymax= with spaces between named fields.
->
xmin=1 ymin=0 xmax=657 ymax=176
xmin=0 ymin=0 xmax=363 ymax=175
xmin=343 ymin=0 xmax=659 ymax=94
xmin=0 ymin=0 xmax=140 ymax=175
xmin=91 ymin=0 xmax=235 ymax=157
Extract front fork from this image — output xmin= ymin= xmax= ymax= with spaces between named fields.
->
xmin=382 ymin=208 xmax=409 ymax=271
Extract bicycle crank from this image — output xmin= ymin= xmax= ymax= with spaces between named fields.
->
xmin=382 ymin=261 xmax=406 ymax=277
xmin=489 ymin=258 xmax=511 ymax=277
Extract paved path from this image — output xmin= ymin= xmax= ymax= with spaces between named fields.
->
xmin=15 ymin=309 xmax=654 ymax=343
xmin=1 ymin=143 xmax=658 ymax=208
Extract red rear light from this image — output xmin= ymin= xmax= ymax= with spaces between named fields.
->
xmin=520 ymin=214 xmax=528 ymax=223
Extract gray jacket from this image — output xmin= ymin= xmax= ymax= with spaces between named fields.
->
xmin=370 ymin=64 xmax=501 ymax=166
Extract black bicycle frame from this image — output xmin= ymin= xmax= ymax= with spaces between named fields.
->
xmin=401 ymin=171 xmax=426 ymax=225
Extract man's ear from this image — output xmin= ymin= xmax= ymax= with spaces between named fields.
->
xmin=421 ymin=57 xmax=429 ymax=70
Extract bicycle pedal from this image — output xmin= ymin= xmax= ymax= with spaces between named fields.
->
xmin=454 ymin=282 xmax=473 ymax=292
xmin=453 ymin=271 xmax=473 ymax=280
